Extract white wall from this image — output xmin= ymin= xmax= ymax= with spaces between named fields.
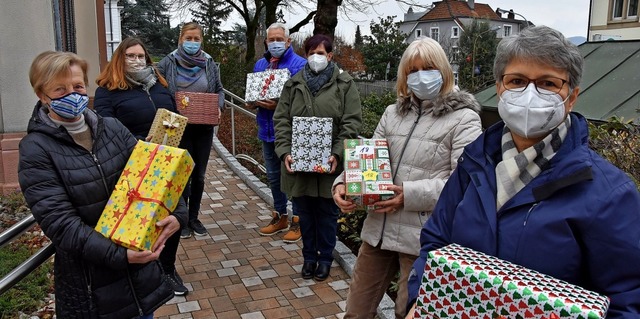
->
xmin=74 ymin=1 xmax=101 ymax=97
xmin=0 ymin=0 xmax=56 ymax=133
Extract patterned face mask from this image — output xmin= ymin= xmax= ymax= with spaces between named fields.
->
xmin=47 ymin=92 xmax=89 ymax=119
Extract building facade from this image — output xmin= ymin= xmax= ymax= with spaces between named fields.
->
xmin=400 ymin=0 xmax=528 ymax=84
xmin=589 ymin=0 xmax=640 ymax=41
xmin=0 ymin=0 xmax=109 ymax=193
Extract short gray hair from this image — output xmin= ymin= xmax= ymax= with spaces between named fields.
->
xmin=493 ymin=26 xmax=583 ymax=90
xmin=267 ymin=22 xmax=289 ymax=38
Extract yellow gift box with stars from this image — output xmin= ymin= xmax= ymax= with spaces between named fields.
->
xmin=95 ymin=141 xmax=194 ymax=251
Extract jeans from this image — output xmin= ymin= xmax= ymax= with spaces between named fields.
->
xmin=179 ymin=124 xmax=214 ymax=222
xmin=292 ymin=196 xmax=339 ymax=265
xmin=159 ymin=230 xmax=181 ymax=273
xmin=262 ymin=141 xmax=296 ymax=216
xmin=344 ymin=242 xmax=417 ymax=319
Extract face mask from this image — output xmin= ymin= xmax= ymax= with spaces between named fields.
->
xmin=308 ymin=54 xmax=329 ymax=73
xmin=182 ymin=41 xmax=201 ymax=55
xmin=268 ymin=41 xmax=286 ymax=58
xmin=498 ymin=83 xmax=570 ymax=139
xmin=126 ymin=59 xmax=147 ymax=72
xmin=47 ymin=92 xmax=89 ymax=119
xmin=407 ymin=70 xmax=443 ymax=100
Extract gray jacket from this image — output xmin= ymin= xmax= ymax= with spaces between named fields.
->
xmin=334 ymin=90 xmax=482 ymax=256
xmin=156 ymin=50 xmax=225 ymax=109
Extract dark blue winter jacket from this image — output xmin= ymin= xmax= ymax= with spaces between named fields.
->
xmin=253 ymin=46 xmax=306 ymax=142
xmin=94 ymin=82 xmax=177 ymax=140
xmin=408 ymin=113 xmax=640 ymax=318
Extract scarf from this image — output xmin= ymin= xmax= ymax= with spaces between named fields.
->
xmin=49 ymin=114 xmax=93 ymax=151
xmin=495 ymin=116 xmax=571 ymax=210
xmin=175 ymin=46 xmax=207 ymax=90
xmin=303 ymin=62 xmax=335 ymax=97
xmin=126 ymin=66 xmax=157 ymax=92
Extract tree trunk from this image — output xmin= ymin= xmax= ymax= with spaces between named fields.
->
xmin=313 ymin=0 xmax=340 ymax=40
xmin=264 ymin=0 xmax=278 ymax=29
xmin=245 ymin=23 xmax=258 ymax=62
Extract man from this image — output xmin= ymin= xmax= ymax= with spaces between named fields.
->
xmin=251 ymin=23 xmax=306 ymax=242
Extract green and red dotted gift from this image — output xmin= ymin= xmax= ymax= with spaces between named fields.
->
xmin=414 ymin=244 xmax=609 ymax=319
xmin=343 ymin=138 xmax=394 ymax=211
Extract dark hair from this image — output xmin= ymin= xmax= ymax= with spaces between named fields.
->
xmin=304 ymin=34 xmax=333 ymax=55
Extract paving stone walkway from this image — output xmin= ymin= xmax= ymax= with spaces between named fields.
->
xmin=154 ymin=139 xmax=353 ymax=319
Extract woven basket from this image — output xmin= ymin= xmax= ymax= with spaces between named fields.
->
xmin=175 ymin=91 xmax=219 ymax=125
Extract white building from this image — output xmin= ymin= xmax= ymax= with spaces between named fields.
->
xmin=589 ymin=0 xmax=640 ymax=41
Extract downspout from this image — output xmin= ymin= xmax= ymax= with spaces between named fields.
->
xmin=52 ymin=0 xmax=63 ymax=51
xmin=587 ymin=0 xmax=593 ymax=41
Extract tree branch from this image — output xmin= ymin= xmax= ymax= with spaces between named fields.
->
xmin=290 ymin=10 xmax=317 ymax=34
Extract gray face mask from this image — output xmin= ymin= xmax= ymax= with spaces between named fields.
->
xmin=498 ymin=83 xmax=570 ymax=139
xmin=407 ymin=70 xmax=443 ymax=100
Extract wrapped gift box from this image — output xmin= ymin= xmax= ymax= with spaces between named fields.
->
xmin=148 ymin=108 xmax=188 ymax=147
xmin=291 ymin=116 xmax=332 ymax=173
xmin=176 ymin=91 xmax=219 ymax=125
xmin=414 ymin=244 xmax=610 ymax=319
xmin=343 ymin=139 xmax=394 ymax=211
xmin=95 ymin=141 xmax=194 ymax=251
xmin=245 ymin=69 xmax=291 ymax=102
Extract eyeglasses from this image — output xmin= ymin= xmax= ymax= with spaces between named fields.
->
xmin=125 ymin=53 xmax=146 ymax=61
xmin=501 ymin=74 xmax=568 ymax=95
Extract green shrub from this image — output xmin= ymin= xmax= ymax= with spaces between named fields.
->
xmin=360 ymin=92 xmax=396 ymax=138
xmin=589 ymin=117 xmax=640 ymax=187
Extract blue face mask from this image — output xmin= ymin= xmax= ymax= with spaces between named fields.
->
xmin=182 ymin=41 xmax=201 ymax=55
xmin=47 ymin=92 xmax=89 ymax=119
xmin=407 ymin=70 xmax=443 ymax=100
xmin=268 ymin=41 xmax=287 ymax=58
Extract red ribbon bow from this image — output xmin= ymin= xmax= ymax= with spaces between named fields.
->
xmin=259 ymin=73 xmax=276 ymax=98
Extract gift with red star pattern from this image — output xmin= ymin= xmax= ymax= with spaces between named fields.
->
xmin=95 ymin=141 xmax=194 ymax=251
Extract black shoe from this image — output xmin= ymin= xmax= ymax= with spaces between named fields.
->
xmin=164 ymin=270 xmax=189 ymax=296
xmin=190 ymin=219 xmax=208 ymax=236
xmin=180 ymin=227 xmax=192 ymax=239
xmin=314 ymin=263 xmax=330 ymax=281
xmin=301 ymin=261 xmax=316 ymax=280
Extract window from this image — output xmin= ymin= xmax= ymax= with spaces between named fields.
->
xmin=503 ymin=25 xmax=512 ymax=37
xmin=430 ymin=27 xmax=439 ymax=42
xmin=613 ymin=0 xmax=624 ymax=18
xmin=415 ymin=29 xmax=422 ymax=38
xmin=451 ymin=26 xmax=459 ymax=38
xmin=629 ymin=0 xmax=639 ymax=17
xmin=451 ymin=46 xmax=460 ymax=62
xmin=454 ymin=72 xmax=459 ymax=86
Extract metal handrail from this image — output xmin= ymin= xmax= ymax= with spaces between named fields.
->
xmin=222 ymin=88 xmax=266 ymax=173
xmin=0 ymin=214 xmax=55 ymax=295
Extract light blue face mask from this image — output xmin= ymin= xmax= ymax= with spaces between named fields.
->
xmin=47 ymin=92 xmax=89 ymax=119
xmin=182 ymin=41 xmax=201 ymax=55
xmin=268 ymin=41 xmax=286 ymax=58
xmin=407 ymin=70 xmax=443 ymax=100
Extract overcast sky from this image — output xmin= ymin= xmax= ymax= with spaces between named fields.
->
xmin=173 ymin=0 xmax=591 ymax=44
xmin=280 ymin=0 xmax=591 ymax=43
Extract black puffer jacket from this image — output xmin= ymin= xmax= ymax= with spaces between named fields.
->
xmin=18 ymin=103 xmax=187 ymax=318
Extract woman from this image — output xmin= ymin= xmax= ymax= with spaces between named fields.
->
xmin=157 ymin=22 xmax=225 ymax=239
xmin=407 ymin=26 xmax=640 ymax=318
xmin=332 ymin=37 xmax=482 ymax=318
xmin=18 ymin=51 xmax=185 ymax=318
xmin=94 ymin=37 xmax=188 ymax=297
xmin=273 ymin=34 xmax=362 ymax=281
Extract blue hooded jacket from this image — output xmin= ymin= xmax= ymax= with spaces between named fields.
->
xmin=408 ymin=113 xmax=640 ymax=318
xmin=253 ymin=46 xmax=306 ymax=142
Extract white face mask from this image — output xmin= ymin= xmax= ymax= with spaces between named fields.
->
xmin=498 ymin=83 xmax=570 ymax=139
xmin=308 ymin=54 xmax=329 ymax=73
xmin=407 ymin=70 xmax=443 ymax=100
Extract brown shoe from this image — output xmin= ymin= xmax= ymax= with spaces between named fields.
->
xmin=258 ymin=212 xmax=289 ymax=236
xmin=283 ymin=216 xmax=301 ymax=243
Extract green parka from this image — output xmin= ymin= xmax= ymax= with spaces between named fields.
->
xmin=274 ymin=65 xmax=362 ymax=199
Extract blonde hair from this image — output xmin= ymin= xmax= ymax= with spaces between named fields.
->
xmin=96 ymin=37 xmax=168 ymax=90
xmin=29 ymin=51 xmax=89 ymax=96
xmin=396 ymin=37 xmax=454 ymax=98
xmin=179 ymin=22 xmax=203 ymax=44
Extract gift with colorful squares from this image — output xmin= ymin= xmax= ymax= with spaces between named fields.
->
xmin=342 ymin=138 xmax=394 ymax=211
xmin=95 ymin=141 xmax=194 ymax=251
xmin=413 ymin=244 xmax=610 ymax=319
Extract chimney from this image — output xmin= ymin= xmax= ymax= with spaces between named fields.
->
xmin=508 ymin=9 xmax=515 ymax=19
xmin=467 ymin=0 xmax=475 ymax=10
